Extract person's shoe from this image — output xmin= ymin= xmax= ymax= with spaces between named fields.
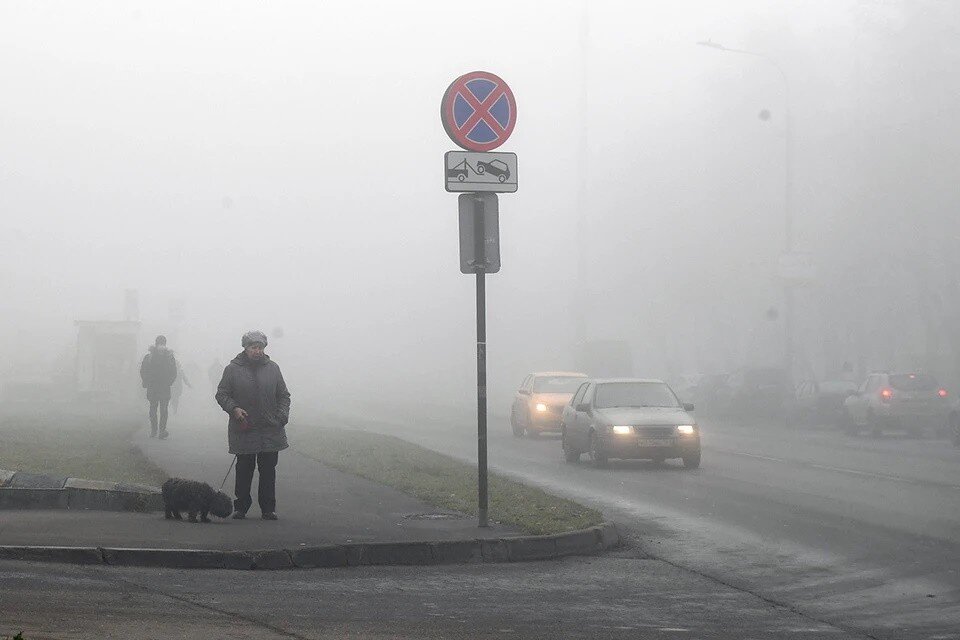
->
xmin=231 ymin=511 xmax=246 ymax=520
xmin=150 ymin=429 xmax=157 ymax=438
xmin=158 ymin=431 xmax=169 ymax=440
xmin=260 ymin=512 xmax=278 ymax=521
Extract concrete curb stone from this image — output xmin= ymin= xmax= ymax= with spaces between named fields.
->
xmin=344 ymin=544 xmax=364 ymax=567
xmin=251 ymin=549 xmax=294 ymax=570
xmin=0 ymin=470 xmax=16 ymax=487
xmin=9 ymin=472 xmax=67 ymax=489
xmin=596 ymin=522 xmax=622 ymax=549
xmin=116 ymin=482 xmax=163 ymax=494
xmin=65 ymin=478 xmax=119 ymax=491
xmin=0 ymin=488 xmax=70 ymax=510
xmin=430 ymin=540 xmax=483 ymax=564
xmin=358 ymin=541 xmax=433 ymax=566
xmin=554 ymin=528 xmax=602 ymax=556
xmin=504 ymin=535 xmax=557 ymax=561
xmin=222 ymin=551 xmax=257 ymax=570
xmin=479 ymin=538 xmax=510 ymax=562
xmin=102 ymin=547 xmax=226 ymax=569
xmin=67 ymin=488 xmax=133 ymax=511
xmin=291 ymin=545 xmax=349 ymax=569
xmin=0 ymin=472 xmax=163 ymax=513
xmin=0 ymin=545 xmax=103 ymax=565
xmin=0 ymin=521 xmax=621 ymax=571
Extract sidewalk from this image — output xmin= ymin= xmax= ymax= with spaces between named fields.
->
xmin=0 ymin=417 xmax=522 ymax=551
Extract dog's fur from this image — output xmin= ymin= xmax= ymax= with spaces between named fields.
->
xmin=161 ymin=478 xmax=233 ymax=523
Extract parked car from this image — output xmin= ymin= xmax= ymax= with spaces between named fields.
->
xmin=510 ymin=372 xmax=588 ymax=437
xmin=842 ymin=372 xmax=951 ymax=437
xmin=692 ymin=373 xmax=730 ymax=413
xmin=719 ymin=367 xmax=791 ymax=420
xmin=559 ymin=378 xmax=701 ymax=468
xmin=786 ymin=379 xmax=859 ymax=426
xmin=670 ymin=373 xmax=703 ymax=404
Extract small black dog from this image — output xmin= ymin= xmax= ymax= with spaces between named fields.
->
xmin=161 ymin=478 xmax=233 ymax=523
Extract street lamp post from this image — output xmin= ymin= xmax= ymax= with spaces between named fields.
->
xmin=697 ymin=40 xmax=796 ymax=383
xmin=575 ymin=1 xmax=590 ymax=346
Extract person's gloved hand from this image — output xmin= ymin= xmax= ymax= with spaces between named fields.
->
xmin=233 ymin=407 xmax=253 ymax=430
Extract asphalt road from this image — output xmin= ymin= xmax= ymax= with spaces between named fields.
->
xmin=334 ymin=403 xmax=960 ymax=640
xmin=0 ymin=550 xmax=857 ymax=640
xmin=3 ymin=404 xmax=959 ymax=639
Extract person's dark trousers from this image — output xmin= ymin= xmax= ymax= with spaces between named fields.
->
xmin=234 ymin=451 xmax=279 ymax=514
xmin=148 ymin=399 xmax=169 ymax=436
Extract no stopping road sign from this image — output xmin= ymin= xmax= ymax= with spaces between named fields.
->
xmin=441 ymin=71 xmax=517 ymax=152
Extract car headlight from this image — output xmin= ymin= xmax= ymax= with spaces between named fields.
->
xmin=676 ymin=425 xmax=696 ymax=435
xmin=612 ymin=425 xmax=633 ymax=435
xmin=535 ymin=403 xmax=548 ymax=412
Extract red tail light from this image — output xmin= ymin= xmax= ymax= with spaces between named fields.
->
xmin=939 ymin=389 xmax=948 ymax=398
xmin=880 ymin=388 xmax=893 ymax=401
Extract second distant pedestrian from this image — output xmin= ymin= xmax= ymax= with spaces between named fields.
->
xmin=140 ymin=335 xmax=178 ymax=439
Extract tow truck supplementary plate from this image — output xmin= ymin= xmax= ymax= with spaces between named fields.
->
xmin=444 ymin=151 xmax=518 ymax=193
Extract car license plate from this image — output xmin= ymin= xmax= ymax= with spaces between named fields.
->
xmin=640 ymin=438 xmax=674 ymax=447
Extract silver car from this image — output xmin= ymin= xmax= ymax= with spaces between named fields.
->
xmin=559 ymin=378 xmax=701 ymax=468
xmin=842 ymin=372 xmax=950 ymax=437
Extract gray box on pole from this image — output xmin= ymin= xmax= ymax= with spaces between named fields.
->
xmin=458 ymin=193 xmax=500 ymax=274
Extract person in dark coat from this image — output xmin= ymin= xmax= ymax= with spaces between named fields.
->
xmin=215 ymin=330 xmax=291 ymax=520
xmin=140 ymin=335 xmax=178 ymax=439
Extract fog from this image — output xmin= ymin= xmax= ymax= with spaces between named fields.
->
xmin=2 ymin=0 xmax=959 ymax=410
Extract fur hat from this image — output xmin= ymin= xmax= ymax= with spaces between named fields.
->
xmin=241 ymin=330 xmax=268 ymax=348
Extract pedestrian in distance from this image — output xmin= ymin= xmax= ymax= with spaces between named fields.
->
xmin=140 ymin=335 xmax=178 ymax=439
xmin=215 ymin=330 xmax=291 ymax=521
xmin=170 ymin=360 xmax=192 ymax=415
xmin=208 ymin=358 xmax=223 ymax=391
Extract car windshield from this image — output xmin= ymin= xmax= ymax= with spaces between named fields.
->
xmin=889 ymin=374 xmax=938 ymax=391
xmin=533 ymin=376 xmax=586 ymax=393
xmin=594 ymin=382 xmax=680 ymax=408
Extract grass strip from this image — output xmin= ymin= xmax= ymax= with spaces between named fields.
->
xmin=296 ymin=427 xmax=603 ymax=535
xmin=0 ymin=409 xmax=166 ymax=487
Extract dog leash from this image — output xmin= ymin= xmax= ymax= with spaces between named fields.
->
xmin=218 ymin=455 xmax=238 ymax=491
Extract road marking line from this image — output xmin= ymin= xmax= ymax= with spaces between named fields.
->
xmin=710 ymin=447 xmax=960 ymax=489
xmin=807 ymin=463 xmax=909 ymax=483
xmin=710 ymin=449 xmax=786 ymax=463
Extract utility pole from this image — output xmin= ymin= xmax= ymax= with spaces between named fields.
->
xmin=575 ymin=1 xmax=590 ymax=345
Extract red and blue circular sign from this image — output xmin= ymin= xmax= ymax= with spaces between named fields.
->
xmin=441 ymin=71 xmax=517 ymax=152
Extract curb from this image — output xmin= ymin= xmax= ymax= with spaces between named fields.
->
xmin=0 ymin=522 xmax=621 ymax=571
xmin=0 ymin=470 xmax=162 ymax=513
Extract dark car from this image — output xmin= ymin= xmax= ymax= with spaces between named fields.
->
xmin=476 ymin=159 xmax=510 ymax=183
xmin=720 ymin=367 xmax=791 ymax=420
xmin=786 ymin=379 xmax=858 ymax=427
xmin=559 ymin=378 xmax=701 ymax=468
xmin=691 ymin=373 xmax=729 ymax=413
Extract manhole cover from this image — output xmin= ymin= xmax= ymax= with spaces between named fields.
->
xmin=404 ymin=512 xmax=464 ymax=521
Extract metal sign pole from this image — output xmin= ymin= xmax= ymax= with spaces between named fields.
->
xmin=473 ymin=195 xmax=489 ymax=528
xmin=476 ymin=269 xmax=488 ymax=528
xmin=442 ymin=71 xmax=516 ymax=531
